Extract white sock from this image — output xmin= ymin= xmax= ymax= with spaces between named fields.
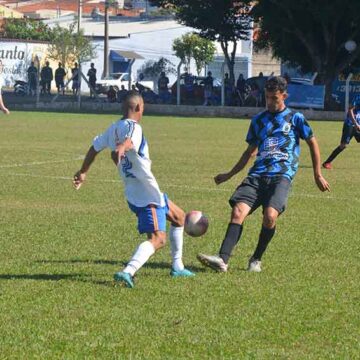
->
xmin=170 ymin=225 xmax=185 ymax=271
xmin=123 ymin=241 xmax=155 ymax=277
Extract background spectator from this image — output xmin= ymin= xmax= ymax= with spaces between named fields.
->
xmin=236 ymin=73 xmax=246 ymax=106
xmin=87 ymin=63 xmax=97 ymax=98
xmin=27 ymin=61 xmax=38 ymax=96
xmin=203 ymin=71 xmax=214 ymax=106
xmin=158 ymin=71 xmax=170 ymax=103
xmin=117 ymin=85 xmax=128 ymax=103
xmin=72 ymin=63 xmax=80 ymax=96
xmin=55 ymin=62 xmax=66 ymax=95
xmin=107 ymin=85 xmax=117 ymax=103
xmin=40 ymin=61 xmax=53 ymax=95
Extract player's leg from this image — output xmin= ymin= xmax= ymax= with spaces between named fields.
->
xmin=248 ymin=177 xmax=290 ymax=272
xmin=197 ymin=177 xmax=259 ymax=272
xmin=323 ymin=124 xmax=352 ymax=169
xmin=166 ymin=199 xmax=195 ymax=277
xmin=114 ymin=204 xmax=167 ymax=288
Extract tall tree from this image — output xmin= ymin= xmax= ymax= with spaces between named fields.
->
xmin=252 ymin=0 xmax=360 ymax=109
xmin=150 ymin=0 xmax=252 ymax=85
xmin=1 ymin=18 xmax=55 ymax=41
xmin=47 ymin=23 xmax=97 ymax=67
xmin=173 ymin=33 xmax=216 ymax=75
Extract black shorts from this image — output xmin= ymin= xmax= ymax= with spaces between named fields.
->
xmin=229 ymin=176 xmax=292 ymax=214
xmin=341 ymin=123 xmax=360 ymax=144
xmin=56 ymin=80 xmax=64 ymax=88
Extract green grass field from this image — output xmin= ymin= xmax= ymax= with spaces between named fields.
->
xmin=0 ymin=111 xmax=359 ymax=359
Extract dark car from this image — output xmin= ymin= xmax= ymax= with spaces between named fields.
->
xmin=171 ymin=75 xmax=222 ymax=105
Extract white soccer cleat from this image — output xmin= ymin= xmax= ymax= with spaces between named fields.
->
xmin=247 ymin=257 xmax=262 ymax=272
xmin=197 ymin=254 xmax=228 ymax=272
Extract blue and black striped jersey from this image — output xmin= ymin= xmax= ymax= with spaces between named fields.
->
xmin=246 ymin=108 xmax=313 ymax=181
xmin=344 ymin=107 xmax=360 ymax=126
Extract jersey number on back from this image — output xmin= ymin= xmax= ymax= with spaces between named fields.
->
xmin=122 ymin=156 xmax=136 ymax=178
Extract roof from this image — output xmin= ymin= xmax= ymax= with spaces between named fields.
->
xmin=111 ymin=49 xmax=144 ymax=59
xmin=58 ymin=18 xmax=183 ymax=37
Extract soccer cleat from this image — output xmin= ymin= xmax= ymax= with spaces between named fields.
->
xmin=113 ymin=271 xmax=134 ymax=288
xmin=170 ymin=268 xmax=196 ymax=277
xmin=196 ymin=254 xmax=228 ymax=272
xmin=322 ymin=162 xmax=332 ymax=170
xmin=247 ymin=257 xmax=262 ymax=272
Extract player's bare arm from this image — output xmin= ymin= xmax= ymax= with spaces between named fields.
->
xmin=111 ymin=138 xmax=134 ymax=166
xmin=0 ymin=95 xmax=9 ymax=115
xmin=73 ymin=145 xmax=99 ymax=190
xmin=348 ymin=108 xmax=360 ymax=130
xmin=306 ymin=136 xmax=330 ymax=192
xmin=214 ymin=144 xmax=257 ymax=185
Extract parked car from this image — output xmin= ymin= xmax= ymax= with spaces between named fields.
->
xmin=95 ymin=73 xmax=154 ymax=94
xmin=171 ymin=75 xmax=222 ymax=105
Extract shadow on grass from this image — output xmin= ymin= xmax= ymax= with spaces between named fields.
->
xmin=34 ymin=259 xmax=206 ymax=272
xmin=0 ymin=273 xmax=85 ymax=281
xmin=0 ymin=272 xmax=116 ymax=288
xmin=35 ymin=259 xmax=125 ymax=266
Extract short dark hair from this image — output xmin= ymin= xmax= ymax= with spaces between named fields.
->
xmin=265 ymin=76 xmax=287 ymax=93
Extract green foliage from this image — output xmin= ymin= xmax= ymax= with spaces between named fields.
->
xmin=1 ymin=18 xmax=55 ymax=41
xmin=173 ymin=33 xmax=216 ymax=75
xmin=105 ymin=0 xmax=120 ymax=10
xmin=252 ymin=0 xmax=360 ymax=107
xmin=138 ymin=57 xmax=176 ymax=79
xmin=150 ymin=0 xmax=252 ymax=83
xmin=47 ymin=23 xmax=97 ymax=67
xmin=0 ymin=112 xmax=359 ymax=358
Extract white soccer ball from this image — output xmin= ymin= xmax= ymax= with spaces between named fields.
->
xmin=184 ymin=210 xmax=209 ymax=237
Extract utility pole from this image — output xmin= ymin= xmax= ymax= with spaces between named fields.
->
xmin=77 ymin=0 xmax=83 ymax=109
xmin=103 ymin=0 xmax=110 ymax=79
xmin=77 ymin=0 xmax=82 ymax=33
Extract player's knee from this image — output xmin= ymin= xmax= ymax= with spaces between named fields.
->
xmin=263 ymin=212 xmax=277 ymax=228
xmin=231 ymin=204 xmax=246 ymax=224
xmin=150 ymin=232 xmax=167 ymax=250
xmin=171 ymin=209 xmax=185 ymax=227
xmin=340 ymin=143 xmax=347 ymax=150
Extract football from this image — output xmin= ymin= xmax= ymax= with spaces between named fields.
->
xmin=184 ymin=210 xmax=209 ymax=237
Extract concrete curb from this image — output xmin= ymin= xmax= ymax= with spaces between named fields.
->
xmin=10 ymin=102 xmax=344 ymax=121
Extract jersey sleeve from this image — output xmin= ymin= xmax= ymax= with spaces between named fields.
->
xmin=92 ymin=126 xmax=111 ymax=152
xmin=245 ymin=119 xmax=258 ymax=145
xmin=293 ymin=113 xmax=314 ymax=140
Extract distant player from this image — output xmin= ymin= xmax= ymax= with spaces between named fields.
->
xmin=73 ymin=92 xmax=195 ymax=288
xmin=197 ymin=76 xmax=330 ymax=273
xmin=322 ymin=95 xmax=360 ymax=169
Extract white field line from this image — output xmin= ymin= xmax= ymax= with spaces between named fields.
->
xmin=0 ymin=157 xmax=84 ymax=169
xmin=0 ymin=171 xmax=357 ymax=202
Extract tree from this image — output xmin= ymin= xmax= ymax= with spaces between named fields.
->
xmin=149 ymin=0 xmax=252 ymax=85
xmin=252 ymin=0 xmax=360 ymax=109
xmin=138 ymin=57 xmax=176 ymax=78
xmin=1 ymin=18 xmax=55 ymax=41
xmin=47 ymin=23 xmax=97 ymax=68
xmin=173 ymin=33 xmax=216 ymax=75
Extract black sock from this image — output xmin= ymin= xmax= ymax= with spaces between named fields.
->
xmin=324 ymin=146 xmax=344 ymax=163
xmin=219 ymin=223 xmax=243 ymax=264
xmin=252 ymin=226 xmax=276 ymax=261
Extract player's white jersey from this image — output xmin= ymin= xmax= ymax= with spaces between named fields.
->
xmin=93 ymin=118 xmax=164 ymax=207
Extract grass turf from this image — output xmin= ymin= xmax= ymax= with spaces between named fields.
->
xmin=0 ymin=111 xmax=359 ymax=359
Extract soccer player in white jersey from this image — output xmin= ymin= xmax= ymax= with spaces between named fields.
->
xmin=0 ymin=60 xmax=10 ymax=115
xmin=73 ymin=92 xmax=194 ymax=288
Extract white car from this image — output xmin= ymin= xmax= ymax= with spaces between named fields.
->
xmin=96 ymin=73 xmax=154 ymax=94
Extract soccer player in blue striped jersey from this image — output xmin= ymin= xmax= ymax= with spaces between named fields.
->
xmin=322 ymin=95 xmax=360 ymax=169
xmin=198 ymin=76 xmax=330 ymax=273
xmin=73 ymin=92 xmax=195 ymax=288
